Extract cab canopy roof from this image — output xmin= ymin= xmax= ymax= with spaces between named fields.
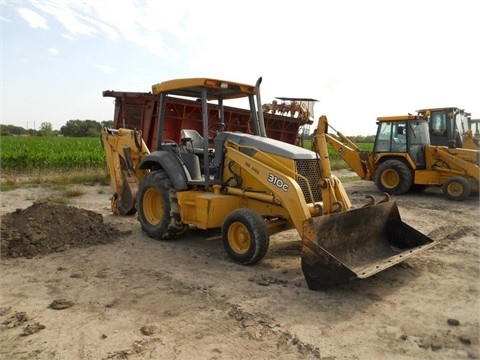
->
xmin=377 ymin=114 xmax=428 ymax=122
xmin=416 ymin=107 xmax=470 ymax=116
xmin=151 ymin=78 xmax=256 ymax=100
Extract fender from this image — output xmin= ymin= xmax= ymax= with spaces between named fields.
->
xmin=139 ymin=151 xmax=189 ymax=190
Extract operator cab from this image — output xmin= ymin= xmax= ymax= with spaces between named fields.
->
xmin=374 ymin=116 xmax=430 ymax=167
xmin=151 ymin=78 xmax=265 ymax=186
xmin=416 ymin=107 xmax=469 ymax=147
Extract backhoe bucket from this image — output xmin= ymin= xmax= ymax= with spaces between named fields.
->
xmin=301 ymin=201 xmax=434 ymax=290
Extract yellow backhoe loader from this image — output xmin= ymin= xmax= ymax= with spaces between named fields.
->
xmin=416 ymin=107 xmax=479 ymax=150
xmin=322 ymin=115 xmax=479 ymax=201
xmin=101 ymin=77 xmax=434 ymax=289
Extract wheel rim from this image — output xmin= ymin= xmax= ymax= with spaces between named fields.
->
xmin=142 ymin=188 xmax=164 ymax=225
xmin=446 ymin=181 xmax=463 ymax=197
xmin=381 ymin=169 xmax=400 ymax=189
xmin=227 ymin=222 xmax=251 ymax=254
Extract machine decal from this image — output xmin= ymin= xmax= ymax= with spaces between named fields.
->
xmin=268 ymin=173 xmax=289 ymax=192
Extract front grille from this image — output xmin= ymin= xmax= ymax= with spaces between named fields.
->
xmin=295 ymin=159 xmax=322 ymax=203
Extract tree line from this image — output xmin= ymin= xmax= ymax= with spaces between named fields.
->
xmin=1 ymin=119 xmax=375 ymax=143
xmin=0 ymin=120 xmax=114 ymax=137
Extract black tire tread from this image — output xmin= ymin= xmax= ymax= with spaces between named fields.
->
xmin=374 ymin=159 xmax=413 ymax=195
xmin=442 ymin=176 xmax=471 ymax=201
xmin=222 ymin=208 xmax=269 ymax=265
xmin=137 ymin=170 xmax=186 ymax=240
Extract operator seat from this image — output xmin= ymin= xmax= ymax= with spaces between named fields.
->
xmin=180 ymin=129 xmax=205 ymax=155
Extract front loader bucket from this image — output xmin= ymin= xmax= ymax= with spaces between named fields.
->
xmin=301 ymin=201 xmax=435 ymax=290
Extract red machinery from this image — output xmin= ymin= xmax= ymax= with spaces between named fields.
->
xmin=103 ymin=91 xmax=312 ymax=150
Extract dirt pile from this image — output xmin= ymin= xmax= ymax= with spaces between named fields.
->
xmin=0 ymin=201 xmax=130 ymax=259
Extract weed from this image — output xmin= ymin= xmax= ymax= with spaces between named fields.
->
xmin=63 ymin=187 xmax=86 ymax=198
xmin=45 ymin=196 xmax=69 ymax=205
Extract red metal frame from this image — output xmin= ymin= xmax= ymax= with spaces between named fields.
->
xmin=103 ymin=91 xmax=311 ymax=151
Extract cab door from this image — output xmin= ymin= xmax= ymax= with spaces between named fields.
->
xmin=407 ymin=120 xmax=430 ymax=168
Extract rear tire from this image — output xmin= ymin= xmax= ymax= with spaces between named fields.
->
xmin=137 ymin=170 xmax=187 ymax=240
xmin=374 ymin=159 xmax=413 ymax=195
xmin=222 ymin=209 xmax=269 ymax=265
xmin=442 ymin=176 xmax=471 ymax=201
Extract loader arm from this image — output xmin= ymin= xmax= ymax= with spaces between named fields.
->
xmin=432 ymin=146 xmax=480 ymax=180
xmin=317 ymin=115 xmax=375 ymax=180
xmin=222 ymin=126 xmax=360 ymax=238
xmin=312 ymin=116 xmax=355 ymax=213
xmin=100 ymin=128 xmax=150 ymax=215
xmin=223 ymin=142 xmax=313 ymax=239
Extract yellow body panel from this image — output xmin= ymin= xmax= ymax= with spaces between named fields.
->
xmin=221 ymin=149 xmax=297 ymax=193
xmin=177 ymin=191 xmax=243 ymax=229
xmin=177 ymin=189 xmax=293 ymax=230
xmin=414 ymin=170 xmax=442 ymax=185
xmin=151 ymin=78 xmax=256 ymax=99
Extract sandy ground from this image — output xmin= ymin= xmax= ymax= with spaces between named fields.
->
xmin=0 ymin=174 xmax=479 ymax=360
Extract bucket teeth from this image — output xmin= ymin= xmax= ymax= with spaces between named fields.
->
xmin=362 ymin=195 xmax=375 ymax=207
xmin=378 ymin=193 xmax=390 ymax=203
xmin=362 ymin=193 xmax=390 ymax=207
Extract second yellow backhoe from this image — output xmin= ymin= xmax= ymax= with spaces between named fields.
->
xmin=322 ymin=115 xmax=479 ymax=201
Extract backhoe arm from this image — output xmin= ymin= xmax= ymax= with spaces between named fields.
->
xmin=100 ymin=128 xmax=150 ymax=215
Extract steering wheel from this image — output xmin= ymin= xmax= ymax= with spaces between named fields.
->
xmin=208 ymin=122 xmax=226 ymax=137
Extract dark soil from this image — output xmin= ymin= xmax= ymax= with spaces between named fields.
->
xmin=0 ymin=201 xmax=130 ymax=259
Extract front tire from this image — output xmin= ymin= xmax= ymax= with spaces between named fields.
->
xmin=374 ymin=159 xmax=413 ymax=195
xmin=137 ymin=170 xmax=187 ymax=240
xmin=222 ymin=209 xmax=269 ymax=265
xmin=442 ymin=176 xmax=471 ymax=201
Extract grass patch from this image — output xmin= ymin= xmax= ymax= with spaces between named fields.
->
xmin=43 ymin=196 xmax=70 ymax=206
xmin=329 ymin=158 xmax=350 ymax=171
xmin=0 ymin=168 xmax=109 ymax=191
xmin=0 ymin=178 xmax=18 ymax=191
xmin=336 ymin=175 xmax=361 ymax=183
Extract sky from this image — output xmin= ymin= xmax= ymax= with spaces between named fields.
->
xmin=1 ymin=0 xmax=479 ymax=136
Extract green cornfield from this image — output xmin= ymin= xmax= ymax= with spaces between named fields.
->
xmin=0 ymin=136 xmax=106 ymax=173
xmin=0 ymin=135 xmax=374 ymax=173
